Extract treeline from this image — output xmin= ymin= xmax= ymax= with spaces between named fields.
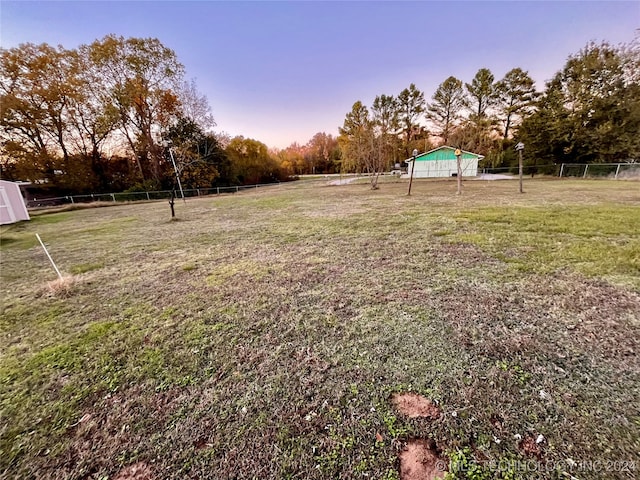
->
xmin=0 ymin=36 xmax=288 ymax=196
xmin=2 ymin=35 xmax=639 ymax=195
xmin=337 ymin=36 xmax=640 ymax=185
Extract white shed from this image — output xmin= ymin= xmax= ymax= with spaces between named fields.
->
xmin=404 ymin=146 xmax=483 ymax=178
xmin=0 ymin=180 xmax=30 ymax=224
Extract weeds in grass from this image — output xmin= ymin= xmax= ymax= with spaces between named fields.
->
xmin=44 ymin=275 xmax=76 ymax=297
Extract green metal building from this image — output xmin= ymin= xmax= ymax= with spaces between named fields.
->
xmin=405 ymin=146 xmax=483 ymax=178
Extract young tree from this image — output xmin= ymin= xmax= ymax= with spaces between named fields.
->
xmin=162 ymin=117 xmax=227 ymax=189
xmin=495 ymin=68 xmax=538 ymax=139
xmin=426 ymin=76 xmax=466 ymax=145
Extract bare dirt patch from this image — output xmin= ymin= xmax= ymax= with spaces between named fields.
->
xmin=392 ymin=393 xmax=441 ymax=419
xmin=399 ymin=439 xmax=447 ymax=480
xmin=518 ymin=436 xmax=543 ymax=460
xmin=113 ymin=462 xmax=155 ymax=480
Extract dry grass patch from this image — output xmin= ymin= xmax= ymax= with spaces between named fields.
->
xmin=43 ymin=275 xmax=77 ymax=298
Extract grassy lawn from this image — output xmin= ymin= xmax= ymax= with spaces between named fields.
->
xmin=1 ymin=178 xmax=639 ymax=479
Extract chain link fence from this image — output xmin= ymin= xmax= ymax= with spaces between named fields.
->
xmin=26 ymin=183 xmax=280 ymax=208
xmin=558 ymin=163 xmax=640 ymax=179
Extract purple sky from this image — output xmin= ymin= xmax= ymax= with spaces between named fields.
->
xmin=2 ymin=1 xmax=638 ymax=149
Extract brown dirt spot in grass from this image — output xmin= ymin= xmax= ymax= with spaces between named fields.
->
xmin=399 ymin=439 xmax=447 ymax=480
xmin=114 ymin=462 xmax=155 ymax=480
xmin=518 ymin=436 xmax=543 ymax=459
xmin=392 ymin=393 xmax=441 ymax=419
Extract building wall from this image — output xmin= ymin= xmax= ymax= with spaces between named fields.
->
xmin=410 ymin=158 xmax=478 ymax=178
xmin=0 ymin=180 xmax=30 ymax=224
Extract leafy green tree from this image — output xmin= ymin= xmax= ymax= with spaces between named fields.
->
xmin=275 ymin=144 xmax=304 ymax=176
xmin=426 ymin=76 xmax=465 ymax=145
xmin=339 ymin=100 xmax=391 ymax=188
xmin=397 ymin=83 xmax=426 ymax=148
xmin=225 ymin=137 xmax=284 ymax=185
xmin=371 ymin=94 xmax=400 ymax=166
xmin=465 ymin=68 xmax=497 ymax=120
xmin=460 ymin=68 xmax=500 ymax=155
xmin=162 ymin=117 xmax=228 ymax=189
xmin=304 ymin=132 xmax=340 ymax=174
xmin=520 ymin=41 xmax=640 ymax=164
xmin=338 ymin=101 xmax=371 ymax=172
xmin=495 ymin=68 xmax=537 ymax=139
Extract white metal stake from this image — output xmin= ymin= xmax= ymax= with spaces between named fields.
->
xmin=36 ymin=233 xmax=63 ymax=280
xmin=168 ymin=148 xmax=186 ymax=203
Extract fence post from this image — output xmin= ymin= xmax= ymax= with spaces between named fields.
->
xmin=615 ymin=164 xmax=621 ymax=179
xmin=111 ymin=193 xmax=116 ymax=202
xmin=70 ymin=196 xmax=74 ymax=204
xmin=583 ymin=164 xmax=589 ymax=178
xmin=146 ymin=192 xmax=150 ymax=200
xmin=236 ymin=186 xmax=239 ymax=192
xmin=197 ymin=189 xmax=201 ymax=196
xmin=217 ymin=187 xmax=220 ymax=195
xmin=559 ymin=164 xmax=565 ymax=178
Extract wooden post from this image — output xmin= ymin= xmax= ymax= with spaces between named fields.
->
xmin=455 ymin=149 xmax=462 ymax=195
xmin=518 ymin=149 xmax=524 ymax=194
xmin=407 ymin=159 xmax=415 ymax=195
xmin=515 ymin=142 xmax=525 ymax=193
xmin=407 ymin=149 xmax=418 ymax=196
xmin=169 ymin=190 xmax=175 ymax=218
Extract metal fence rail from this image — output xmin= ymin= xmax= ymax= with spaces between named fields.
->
xmin=26 ymin=182 xmax=281 ymax=208
xmin=558 ymin=163 xmax=640 ymax=179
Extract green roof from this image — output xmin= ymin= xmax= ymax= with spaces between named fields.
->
xmin=410 ymin=146 xmax=484 ymax=162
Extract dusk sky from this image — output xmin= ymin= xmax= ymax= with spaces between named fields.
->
xmin=2 ymin=1 xmax=638 ymax=149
